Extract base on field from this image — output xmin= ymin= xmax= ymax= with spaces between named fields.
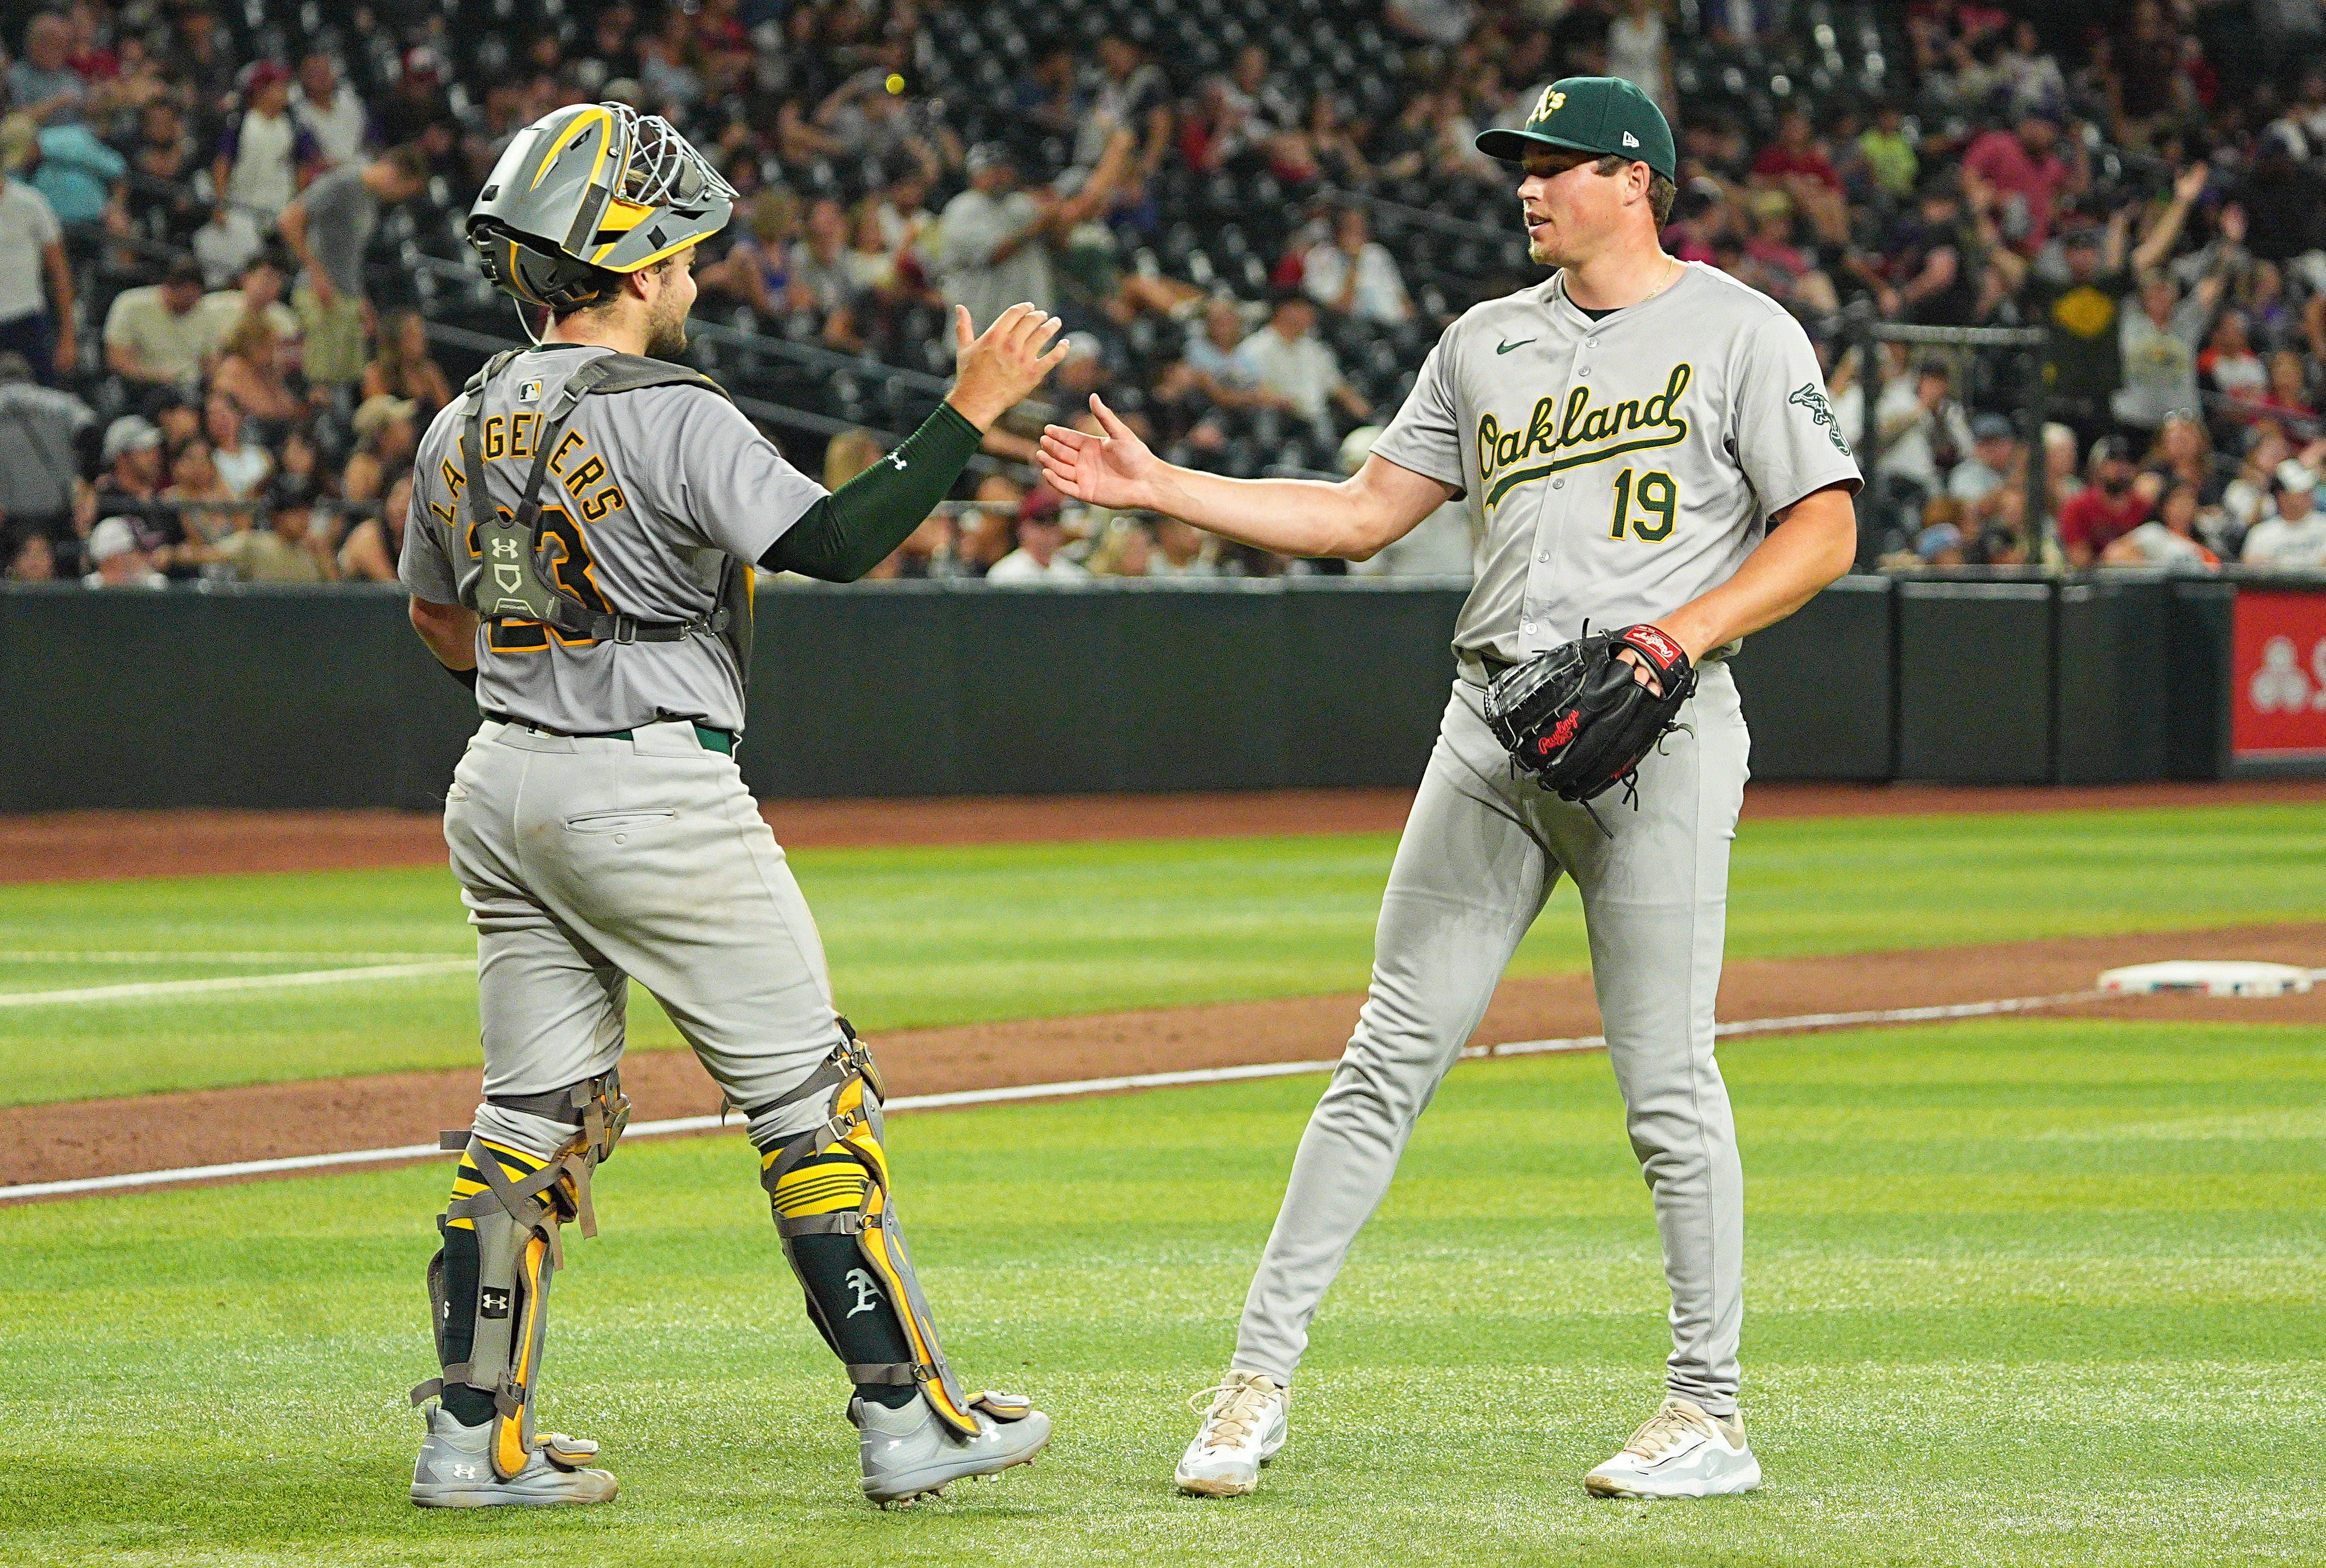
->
xmin=2097 ymin=960 xmax=2316 ymax=998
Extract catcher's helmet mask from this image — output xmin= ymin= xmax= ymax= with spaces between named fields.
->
xmin=468 ymin=102 xmax=736 ymax=320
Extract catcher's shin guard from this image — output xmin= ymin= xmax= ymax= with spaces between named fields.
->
xmin=411 ymin=1069 xmax=630 ymax=1481
xmin=752 ymin=1023 xmax=983 ymax=1437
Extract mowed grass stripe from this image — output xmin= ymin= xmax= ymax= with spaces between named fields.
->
xmin=0 ymin=1016 xmax=2316 ymax=1566
xmin=0 ymin=801 xmax=2316 ymax=1107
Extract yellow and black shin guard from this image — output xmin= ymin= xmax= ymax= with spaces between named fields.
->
xmin=411 ymin=1071 xmax=629 ymax=1480
xmin=755 ymin=1027 xmax=996 ymax=1437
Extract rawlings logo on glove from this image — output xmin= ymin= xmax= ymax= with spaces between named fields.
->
xmin=1483 ymin=624 xmax=1698 ymax=807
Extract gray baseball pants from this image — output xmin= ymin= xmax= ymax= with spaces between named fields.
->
xmin=442 ymin=717 xmax=845 ymax=1159
xmin=1232 ymin=665 xmax=1751 ymax=1416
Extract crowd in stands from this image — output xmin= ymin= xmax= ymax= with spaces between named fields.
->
xmin=7 ymin=0 xmax=2326 ymax=590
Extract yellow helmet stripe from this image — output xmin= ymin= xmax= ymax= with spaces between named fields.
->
xmin=530 ymin=105 xmax=611 ymax=191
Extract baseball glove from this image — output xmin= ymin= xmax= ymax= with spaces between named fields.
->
xmin=1482 ymin=624 xmax=1698 ymax=806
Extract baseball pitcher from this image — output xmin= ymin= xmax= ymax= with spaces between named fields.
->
xmin=1038 ymin=77 xmax=1862 ymax=1500
xmin=399 ymin=103 xmax=1067 ymax=1509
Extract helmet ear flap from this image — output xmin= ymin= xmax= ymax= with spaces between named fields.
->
xmin=472 ymin=221 xmax=614 ymax=312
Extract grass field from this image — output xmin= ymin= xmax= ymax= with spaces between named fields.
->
xmin=2 ymin=801 xmax=2322 ymax=1106
xmin=2 ymin=1015 xmax=2321 ymax=1567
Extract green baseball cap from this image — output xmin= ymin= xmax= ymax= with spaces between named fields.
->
xmin=1475 ymin=76 xmax=1676 ymax=184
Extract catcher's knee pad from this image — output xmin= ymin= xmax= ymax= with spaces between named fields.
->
xmin=411 ymin=1068 xmax=629 ymax=1480
xmin=751 ymin=1024 xmax=984 ymax=1437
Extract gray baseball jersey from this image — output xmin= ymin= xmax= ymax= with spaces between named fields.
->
xmin=1373 ymin=262 xmax=1861 ymax=663
xmin=401 ymin=342 xmax=827 ymax=733
xmin=1225 ymin=263 xmax=1861 ymax=1422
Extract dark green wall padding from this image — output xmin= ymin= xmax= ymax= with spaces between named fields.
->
xmin=0 ymin=574 xmax=2288 ymax=812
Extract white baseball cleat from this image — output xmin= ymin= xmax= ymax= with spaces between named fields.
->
xmin=409 ymin=1404 xmax=618 ymax=1508
xmin=1583 ymin=1396 xmax=1761 ymax=1499
xmin=1174 ymin=1370 xmax=1290 ymax=1496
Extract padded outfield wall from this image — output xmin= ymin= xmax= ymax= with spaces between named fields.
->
xmin=0 ymin=574 xmax=2311 ymax=811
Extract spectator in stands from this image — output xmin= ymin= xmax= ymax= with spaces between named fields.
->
xmin=81 ymin=516 xmax=165 ymax=589
xmin=292 ymin=51 xmax=371 ymax=169
xmin=8 ymin=13 xmax=85 ymax=125
xmin=2058 ymin=435 xmax=2154 ymax=568
xmin=790 ymin=195 xmax=860 ymax=344
xmin=698 ymin=190 xmax=803 ymax=322
xmin=192 ymin=199 xmax=266 ymax=289
xmin=1079 ymin=34 xmax=1174 ymax=191
xmin=1302 ymin=206 xmax=1413 ymax=326
xmin=1960 ymin=112 xmax=2075 ymax=252
xmin=1913 ymin=496 xmax=1968 ymax=567
xmin=0 ymin=350 xmax=89 ymax=542
xmin=165 ymin=439 xmax=254 ymax=551
xmin=205 ymin=396 xmax=273 ymax=501
xmin=2003 ymin=164 xmax=2208 ymax=450
xmin=939 ymin=144 xmax=1062 ymax=337
xmin=0 ymin=125 xmax=74 ymax=382
xmin=102 ymin=259 xmax=224 ymax=395
xmin=7 ymin=530 xmax=55 ymax=580
xmin=208 ymin=311 xmax=305 ymax=426
xmin=2242 ymin=460 xmax=2326 ymax=569
xmin=2116 ymin=269 xmax=2225 ymax=435
xmin=1856 ymin=101 xmax=1919 ymax=200
xmin=121 ymin=99 xmax=206 ymax=251
xmin=1949 ymin=413 xmax=2021 ymax=524
xmin=2102 ymin=482 xmax=2220 ymax=568
xmin=1149 ymin=515 xmax=1220 ymax=577
xmin=1084 ymin=515 xmax=1155 ymax=577
xmin=341 ymin=395 xmax=416 ymax=512
xmin=2139 ymin=410 xmax=2227 ymax=510
xmin=215 ymin=493 xmax=336 ymax=583
xmin=363 ymin=312 xmax=454 ymax=421
xmin=23 ymin=113 xmax=124 ymax=244
xmin=277 ymin=144 xmax=431 ymax=388
xmin=215 ymin=63 xmax=321 ymax=228
xmin=1872 ymin=359 xmax=1973 ymax=499
xmin=986 ymin=489 xmax=1090 ymax=582
xmin=1233 ymin=292 xmax=1371 ymax=434
xmin=339 ymin=471 xmax=409 ymax=583
xmin=2202 ymin=309 xmax=2270 ymax=410
xmin=1751 ymin=107 xmax=1849 ymax=245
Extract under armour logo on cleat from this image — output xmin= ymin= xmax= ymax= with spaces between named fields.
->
xmin=450 ymin=1463 xmax=481 ymax=1479
xmin=843 ymin=1268 xmax=883 ymax=1317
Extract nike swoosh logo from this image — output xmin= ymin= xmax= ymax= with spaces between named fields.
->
xmin=1496 ymin=338 xmax=1536 ymax=355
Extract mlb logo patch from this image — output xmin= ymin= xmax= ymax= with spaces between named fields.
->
xmin=518 ymin=379 xmax=543 ymax=403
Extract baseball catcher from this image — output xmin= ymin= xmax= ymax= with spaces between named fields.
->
xmin=398 ymin=102 xmax=1067 ymax=1509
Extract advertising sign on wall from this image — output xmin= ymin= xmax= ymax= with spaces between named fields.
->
xmin=2232 ymin=589 xmax=2326 ymax=762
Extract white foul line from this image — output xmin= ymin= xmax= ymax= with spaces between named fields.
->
xmin=0 ymin=960 xmax=472 ymax=1008
xmin=0 ymin=988 xmax=2114 ymax=1202
xmin=0 ymin=950 xmax=462 ymax=966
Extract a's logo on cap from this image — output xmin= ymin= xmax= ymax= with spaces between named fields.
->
xmin=1623 ymin=132 xmax=1640 ymax=147
xmin=1533 ymin=87 xmax=1566 ymax=121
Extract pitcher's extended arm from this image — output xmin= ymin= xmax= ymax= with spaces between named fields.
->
xmin=1038 ymin=394 xmax=1454 ymax=560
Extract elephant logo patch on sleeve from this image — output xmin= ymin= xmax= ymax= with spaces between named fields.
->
xmin=1789 ymin=383 xmax=1854 ymax=455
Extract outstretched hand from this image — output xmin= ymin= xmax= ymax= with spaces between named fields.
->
xmin=1037 ymin=395 xmax=1162 ymax=511
xmin=946 ymin=303 xmax=1070 ymax=431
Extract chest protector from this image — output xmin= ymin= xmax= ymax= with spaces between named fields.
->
xmin=457 ymin=348 xmax=754 ymax=680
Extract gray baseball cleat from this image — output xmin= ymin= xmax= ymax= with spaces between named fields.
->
xmin=409 ymin=1403 xmax=619 ymax=1508
xmin=852 ymin=1392 xmax=1052 ymax=1507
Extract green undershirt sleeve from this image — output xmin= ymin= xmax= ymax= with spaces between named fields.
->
xmin=758 ymin=403 xmax=984 ymax=582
